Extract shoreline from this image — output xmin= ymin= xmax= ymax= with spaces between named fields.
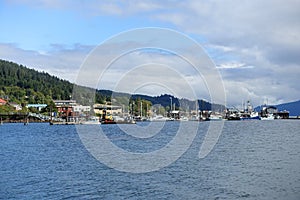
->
xmin=1 ymin=118 xmax=300 ymax=125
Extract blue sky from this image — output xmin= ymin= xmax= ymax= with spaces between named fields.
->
xmin=1 ymin=0 xmax=299 ymax=107
xmin=0 ymin=2 xmax=167 ymax=50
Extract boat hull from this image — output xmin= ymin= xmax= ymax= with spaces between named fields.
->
xmin=240 ymin=116 xmax=260 ymax=120
xmin=101 ymin=120 xmax=136 ymax=124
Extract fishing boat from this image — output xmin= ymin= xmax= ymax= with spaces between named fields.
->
xmin=259 ymin=105 xmax=276 ymax=120
xmin=240 ymin=100 xmax=260 ymax=120
xmin=225 ymin=107 xmax=241 ymax=120
xmin=100 ymin=110 xmax=135 ymax=124
xmin=240 ymin=112 xmax=260 ymax=120
xmin=260 ymin=113 xmax=275 ymax=120
xmin=209 ymin=114 xmax=223 ymax=121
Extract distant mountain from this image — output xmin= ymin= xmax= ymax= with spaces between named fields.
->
xmin=255 ymin=100 xmax=300 ymax=116
xmin=276 ymin=100 xmax=300 ymax=116
xmin=131 ymin=94 xmax=225 ymax=111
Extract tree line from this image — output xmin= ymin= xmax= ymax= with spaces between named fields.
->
xmin=0 ymin=59 xmax=224 ymax=115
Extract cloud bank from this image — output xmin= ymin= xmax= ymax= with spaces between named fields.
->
xmin=1 ymin=0 xmax=299 ymax=106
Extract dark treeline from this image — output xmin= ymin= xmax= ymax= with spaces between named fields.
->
xmin=0 ymin=59 xmax=108 ymax=105
xmin=0 ymin=59 xmax=225 ymax=112
xmin=0 ymin=59 xmax=73 ymax=104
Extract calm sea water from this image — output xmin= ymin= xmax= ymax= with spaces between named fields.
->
xmin=0 ymin=120 xmax=299 ymax=199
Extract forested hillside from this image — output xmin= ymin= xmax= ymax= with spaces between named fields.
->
xmin=0 ymin=59 xmax=76 ymax=104
xmin=0 ymin=59 xmax=223 ymax=112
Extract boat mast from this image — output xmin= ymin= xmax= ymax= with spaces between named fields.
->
xmin=140 ymin=101 xmax=142 ymax=117
xmin=170 ymin=97 xmax=172 ymax=113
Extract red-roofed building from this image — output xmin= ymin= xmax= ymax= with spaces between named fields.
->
xmin=0 ymin=98 xmax=7 ymax=106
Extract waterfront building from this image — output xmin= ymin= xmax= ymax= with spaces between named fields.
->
xmin=93 ymin=104 xmax=122 ymax=116
xmin=53 ymin=100 xmax=92 ymax=121
xmin=53 ymin=100 xmax=78 ymax=119
xmin=73 ymin=105 xmax=91 ymax=115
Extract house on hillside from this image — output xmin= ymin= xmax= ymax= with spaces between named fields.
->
xmin=27 ymin=104 xmax=48 ymax=112
xmin=0 ymin=98 xmax=7 ymax=106
xmin=9 ymin=102 xmax=22 ymax=111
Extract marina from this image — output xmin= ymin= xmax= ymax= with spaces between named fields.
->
xmin=0 ymin=101 xmax=297 ymax=125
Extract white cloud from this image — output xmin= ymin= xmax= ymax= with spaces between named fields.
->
xmin=2 ymin=0 xmax=300 ymax=106
xmin=76 ymin=47 xmax=210 ymax=100
xmin=0 ymin=43 xmax=92 ymax=82
xmin=216 ymin=62 xmax=254 ymax=69
xmin=0 ymin=39 xmax=210 ymax=101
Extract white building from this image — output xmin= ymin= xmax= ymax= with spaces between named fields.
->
xmin=10 ymin=102 xmax=23 ymax=111
xmin=93 ymin=104 xmax=122 ymax=116
xmin=73 ymin=105 xmax=91 ymax=113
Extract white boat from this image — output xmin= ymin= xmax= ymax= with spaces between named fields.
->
xmin=240 ymin=112 xmax=260 ymax=120
xmin=260 ymin=114 xmax=275 ymax=120
xmin=113 ymin=116 xmax=125 ymax=122
xmin=209 ymin=114 xmax=223 ymax=121
xmin=167 ymin=117 xmax=175 ymax=121
xmin=81 ymin=116 xmax=101 ymax=124
xmin=179 ymin=116 xmax=189 ymax=121
xmin=149 ymin=115 xmax=168 ymax=122
xmin=260 ymin=105 xmax=276 ymax=120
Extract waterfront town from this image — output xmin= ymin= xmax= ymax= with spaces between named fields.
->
xmin=0 ymin=96 xmax=292 ymax=125
xmin=0 ymin=59 xmax=297 ymax=125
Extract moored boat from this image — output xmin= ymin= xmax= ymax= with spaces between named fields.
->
xmin=209 ymin=114 xmax=223 ymax=121
xmin=259 ymin=105 xmax=276 ymax=120
xmin=100 ymin=110 xmax=136 ymax=124
xmin=80 ymin=116 xmax=101 ymax=125
xmin=101 ymin=119 xmax=136 ymax=124
xmin=149 ymin=115 xmax=168 ymax=122
xmin=240 ymin=112 xmax=260 ymax=120
xmin=260 ymin=114 xmax=275 ymax=120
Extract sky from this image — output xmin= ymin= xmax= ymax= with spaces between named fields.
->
xmin=0 ymin=0 xmax=299 ymax=107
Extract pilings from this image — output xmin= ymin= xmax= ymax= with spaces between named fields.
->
xmin=0 ymin=113 xmax=35 ymax=123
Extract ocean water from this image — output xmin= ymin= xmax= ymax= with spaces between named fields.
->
xmin=0 ymin=120 xmax=299 ymax=199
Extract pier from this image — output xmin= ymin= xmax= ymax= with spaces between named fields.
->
xmin=0 ymin=112 xmax=49 ymax=123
